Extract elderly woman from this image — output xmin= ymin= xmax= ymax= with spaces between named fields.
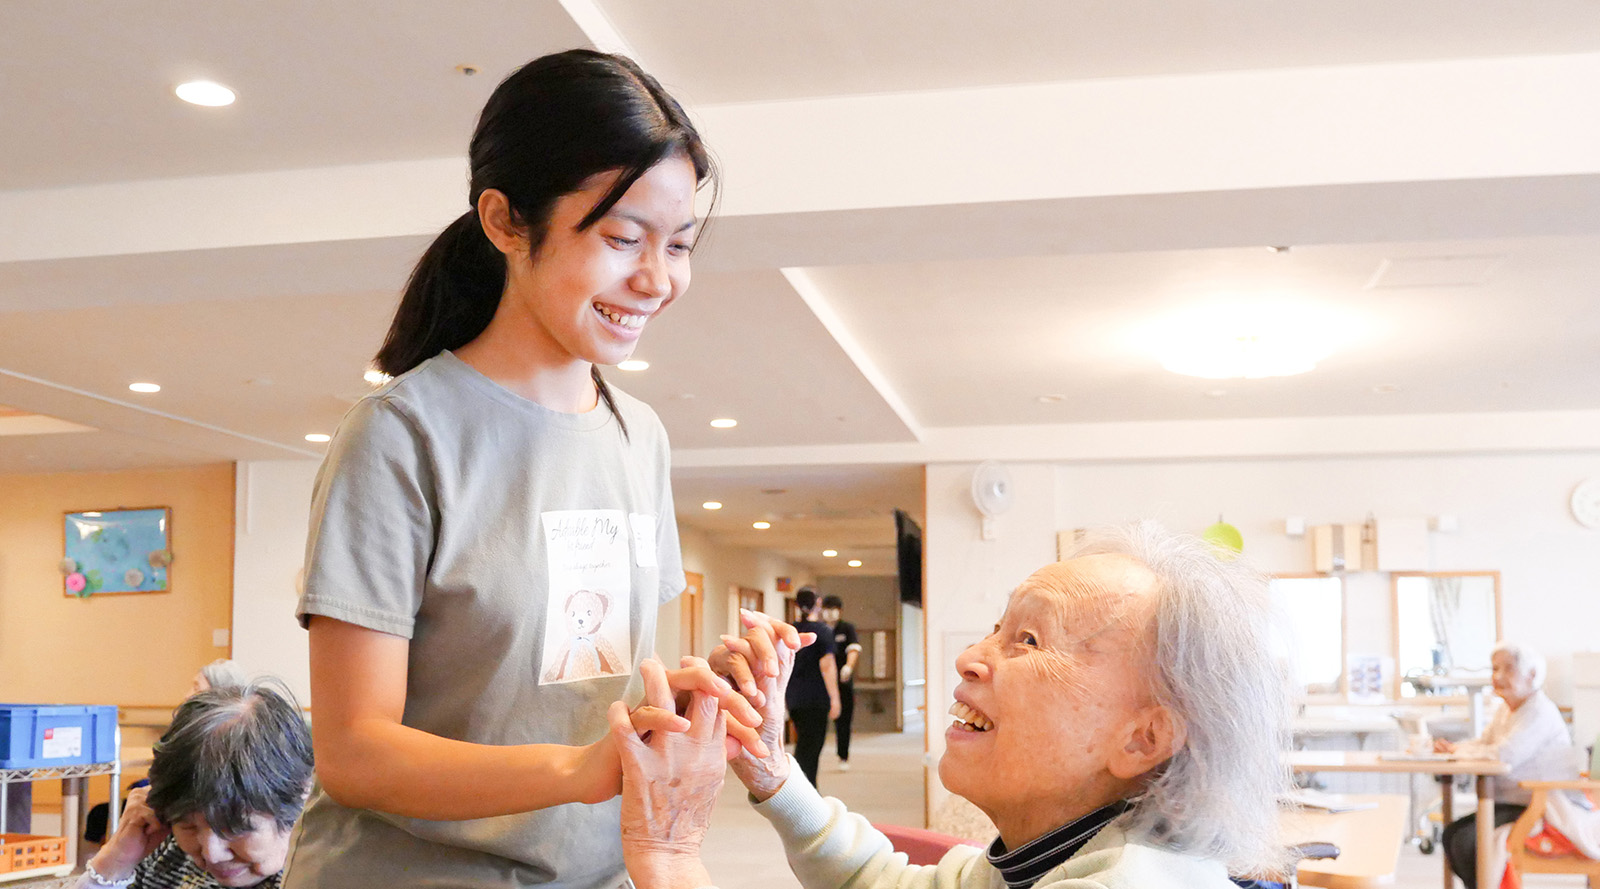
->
xmin=611 ymin=521 xmax=1293 ymax=889
xmin=1432 ymin=642 xmax=1573 ymax=889
xmin=78 ymin=681 xmax=312 ymax=889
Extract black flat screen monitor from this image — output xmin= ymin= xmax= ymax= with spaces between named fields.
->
xmin=894 ymin=508 xmax=923 ymax=606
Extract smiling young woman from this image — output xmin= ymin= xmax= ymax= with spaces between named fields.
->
xmin=284 ymin=50 xmax=736 ymax=889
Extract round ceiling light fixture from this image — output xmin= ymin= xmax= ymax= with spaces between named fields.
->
xmin=752 ymin=521 xmax=771 ymax=530
xmin=305 ymin=433 xmax=332 ymax=443
xmin=822 ymin=549 xmax=838 ymax=558
xmin=847 ymin=559 xmax=863 ymax=568
xmin=618 ymin=359 xmax=650 ymax=372
xmin=128 ymin=382 xmax=161 ymax=393
xmin=709 ymin=418 xmax=737 ymax=429
xmin=363 ymin=368 xmax=392 ymax=385
xmin=175 ymin=80 xmax=236 ymax=107
xmin=1146 ymin=301 xmax=1360 ymax=380
xmin=701 ymin=501 xmax=723 ymax=510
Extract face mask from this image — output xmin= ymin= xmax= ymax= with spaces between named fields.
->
xmin=822 ymin=608 xmax=841 ymax=622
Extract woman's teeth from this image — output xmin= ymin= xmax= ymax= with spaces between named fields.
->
xmin=595 ymin=304 xmax=647 ymax=329
xmin=948 ymin=701 xmax=993 ymax=732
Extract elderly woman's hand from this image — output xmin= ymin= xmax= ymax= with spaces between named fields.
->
xmin=725 ymin=611 xmax=803 ymax=801
xmin=87 ymin=786 xmax=169 ymax=882
xmin=610 ymin=658 xmax=724 ymax=889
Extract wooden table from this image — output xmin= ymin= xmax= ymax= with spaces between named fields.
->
xmin=1281 ymin=793 xmax=1409 ymax=889
xmin=1288 ymin=750 xmax=1509 ymax=889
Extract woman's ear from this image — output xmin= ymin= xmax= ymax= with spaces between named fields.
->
xmin=1108 ymin=705 xmax=1185 ymax=780
xmin=476 ymin=189 xmax=525 ymax=257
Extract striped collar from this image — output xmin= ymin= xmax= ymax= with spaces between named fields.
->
xmin=986 ymin=800 xmax=1132 ymax=889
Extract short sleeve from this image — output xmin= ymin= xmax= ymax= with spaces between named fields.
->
xmin=653 ymin=423 xmax=687 ymax=605
xmin=297 ymin=397 xmax=437 ymax=638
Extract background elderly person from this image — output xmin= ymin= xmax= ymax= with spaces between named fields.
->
xmin=1432 ymin=642 xmax=1572 ymax=889
xmin=79 ymin=681 xmax=312 ymax=889
xmin=619 ymin=521 xmax=1293 ymax=889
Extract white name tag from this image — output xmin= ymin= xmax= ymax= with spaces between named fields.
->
xmin=630 ymin=513 xmax=658 ymax=567
xmin=42 ymin=726 xmax=82 ymax=759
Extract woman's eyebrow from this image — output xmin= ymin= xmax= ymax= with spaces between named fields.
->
xmin=611 ymin=211 xmax=697 ymax=234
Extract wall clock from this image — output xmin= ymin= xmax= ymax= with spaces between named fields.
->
xmin=1572 ymin=478 xmax=1600 ymax=529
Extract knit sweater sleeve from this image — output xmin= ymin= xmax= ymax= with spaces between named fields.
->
xmin=751 ymin=768 xmax=988 ymax=889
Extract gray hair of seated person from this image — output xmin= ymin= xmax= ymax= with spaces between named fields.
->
xmin=1492 ymin=641 xmax=1546 ymax=689
xmin=147 ymin=679 xmax=313 ymax=835
xmin=1063 ymin=521 xmax=1293 ymax=874
xmin=197 ymin=658 xmax=249 ymax=691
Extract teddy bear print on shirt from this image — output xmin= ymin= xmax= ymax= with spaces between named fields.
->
xmin=542 ymin=588 xmax=624 ymax=682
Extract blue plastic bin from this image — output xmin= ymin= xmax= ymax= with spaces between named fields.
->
xmin=0 ymin=704 xmax=119 ymax=769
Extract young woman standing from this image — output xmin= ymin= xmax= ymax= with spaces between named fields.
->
xmin=286 ymin=50 xmax=753 ymax=889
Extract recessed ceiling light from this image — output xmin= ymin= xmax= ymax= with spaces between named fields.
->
xmin=702 ymin=501 xmax=723 ymax=510
xmin=1268 ymin=246 xmax=1292 ymax=254
xmin=1037 ymin=394 xmax=1066 ymax=404
xmin=848 ymin=559 xmax=863 ymax=568
xmin=822 ymin=549 xmax=838 ymax=558
xmin=128 ymin=382 xmax=161 ymax=393
xmin=752 ymin=521 xmax=771 ymax=530
xmin=363 ymin=369 xmax=392 ymax=385
xmin=709 ymin=418 xmax=737 ymax=429
xmin=617 ymin=359 xmax=650 ymax=372
xmin=305 ymin=433 xmax=332 ymax=443
xmin=1372 ymin=383 xmax=1400 ymax=394
xmin=175 ymin=80 xmax=236 ymax=107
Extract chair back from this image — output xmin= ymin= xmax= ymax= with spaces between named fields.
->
xmin=872 ymin=823 xmax=978 ymax=866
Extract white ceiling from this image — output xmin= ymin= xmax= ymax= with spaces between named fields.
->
xmin=3 ymin=2 xmax=1599 ymax=572
xmin=602 ymin=0 xmax=1600 ymax=103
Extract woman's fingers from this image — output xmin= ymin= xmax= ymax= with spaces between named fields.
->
xmin=640 ymin=657 xmax=675 ymax=713
xmin=713 ymin=636 xmax=763 ymax=706
xmin=667 ymin=660 xmax=759 ymax=730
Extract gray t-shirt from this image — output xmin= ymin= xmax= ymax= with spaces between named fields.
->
xmin=285 ymin=351 xmax=685 ymax=889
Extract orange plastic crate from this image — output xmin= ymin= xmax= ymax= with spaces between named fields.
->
xmin=0 ymin=833 xmax=68 ymax=876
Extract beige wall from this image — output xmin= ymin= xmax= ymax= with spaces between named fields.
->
xmin=0 ymin=463 xmax=236 ymax=707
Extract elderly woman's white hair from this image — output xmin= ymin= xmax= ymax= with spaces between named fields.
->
xmin=1064 ymin=520 xmax=1292 ymax=874
xmin=1492 ymin=641 xmax=1546 ymax=689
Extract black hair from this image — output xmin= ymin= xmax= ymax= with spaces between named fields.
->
xmin=796 ymin=586 xmax=819 ymax=612
xmin=821 ymin=594 xmax=843 ymax=610
xmin=146 ymin=680 xmax=314 ymax=835
xmin=375 ymin=49 xmax=717 ymax=437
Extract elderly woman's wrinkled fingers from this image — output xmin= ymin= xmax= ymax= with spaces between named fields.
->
xmin=709 ymin=634 xmax=763 ymax=707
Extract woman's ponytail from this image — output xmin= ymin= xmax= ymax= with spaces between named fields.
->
xmin=373 ymin=209 xmax=505 ymax=377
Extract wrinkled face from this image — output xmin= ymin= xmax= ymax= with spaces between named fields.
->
xmin=170 ymin=812 xmax=291 ymax=887
xmin=1491 ymin=650 xmax=1536 ymax=704
xmin=507 ymin=155 xmax=698 ymax=369
xmin=939 ymin=554 xmax=1165 ymax=839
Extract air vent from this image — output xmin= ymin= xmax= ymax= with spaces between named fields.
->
xmin=1365 ymin=255 xmax=1502 ymax=290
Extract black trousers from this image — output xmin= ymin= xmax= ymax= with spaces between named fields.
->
xmin=790 ymin=706 xmax=831 ymax=789
xmin=1442 ymin=804 xmax=1524 ymax=889
xmin=835 ymin=682 xmax=855 ymax=760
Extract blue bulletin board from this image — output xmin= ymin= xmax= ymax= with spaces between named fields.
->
xmin=62 ymin=507 xmax=172 ymax=597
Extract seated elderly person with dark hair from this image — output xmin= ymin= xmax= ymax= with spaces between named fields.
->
xmin=78 ymin=681 xmax=312 ymax=889
xmin=607 ymin=521 xmax=1293 ymax=889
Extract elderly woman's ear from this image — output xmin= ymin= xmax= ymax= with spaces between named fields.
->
xmin=1108 ymin=705 xmax=1186 ymax=781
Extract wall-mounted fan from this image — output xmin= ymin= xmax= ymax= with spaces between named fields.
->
xmin=970 ymin=460 xmax=1014 ymax=540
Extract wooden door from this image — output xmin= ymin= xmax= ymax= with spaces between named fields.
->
xmin=679 ymin=571 xmax=704 ymax=658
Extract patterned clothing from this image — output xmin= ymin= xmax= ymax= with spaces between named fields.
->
xmin=987 ymin=800 xmax=1131 ymax=889
xmin=72 ymin=837 xmax=283 ymax=889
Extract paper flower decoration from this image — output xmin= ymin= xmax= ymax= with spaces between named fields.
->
xmin=124 ymin=568 xmax=145 ymax=587
xmin=1202 ymin=519 xmax=1244 ymax=557
xmin=65 ymin=572 xmax=87 ymax=594
xmin=58 ymin=558 xmax=78 ymax=575
xmin=148 ymin=549 xmax=173 ymax=568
